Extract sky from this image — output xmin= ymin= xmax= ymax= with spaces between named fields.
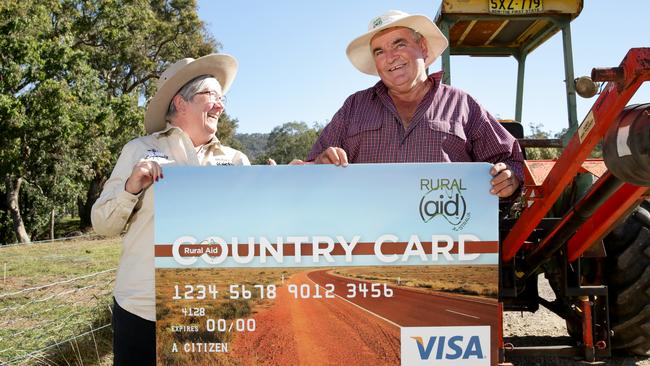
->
xmin=154 ymin=164 xmax=498 ymax=268
xmin=197 ymin=1 xmax=650 ymax=135
xmin=154 ymin=164 xmax=497 ymax=244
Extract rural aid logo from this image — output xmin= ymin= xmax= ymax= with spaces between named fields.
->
xmin=401 ymin=326 xmax=490 ymax=365
xmin=419 ymin=177 xmax=472 ymax=230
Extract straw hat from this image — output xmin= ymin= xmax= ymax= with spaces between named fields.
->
xmin=144 ymin=54 xmax=237 ymax=134
xmin=346 ymin=10 xmax=448 ymax=76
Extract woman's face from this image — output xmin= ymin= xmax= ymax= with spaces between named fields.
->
xmin=174 ymin=78 xmax=225 ymax=146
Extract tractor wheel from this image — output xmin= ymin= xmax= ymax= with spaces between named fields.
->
xmin=604 ymin=200 xmax=650 ymax=355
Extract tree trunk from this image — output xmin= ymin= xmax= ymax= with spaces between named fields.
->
xmin=78 ymin=175 xmax=106 ymax=232
xmin=6 ymin=176 xmax=30 ymax=243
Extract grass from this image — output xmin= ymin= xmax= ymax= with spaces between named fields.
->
xmin=0 ymin=236 xmax=120 ymax=365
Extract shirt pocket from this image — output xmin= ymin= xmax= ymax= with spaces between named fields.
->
xmin=428 ymin=119 xmax=467 ymax=142
xmin=344 ymin=119 xmax=384 ymax=162
xmin=346 ymin=118 xmax=383 ymax=138
xmin=419 ymin=119 xmax=471 ymax=162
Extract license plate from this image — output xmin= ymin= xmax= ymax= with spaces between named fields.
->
xmin=488 ymin=0 xmax=543 ymax=15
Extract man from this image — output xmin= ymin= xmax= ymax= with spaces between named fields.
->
xmin=92 ymin=54 xmax=249 ymax=365
xmin=307 ymin=10 xmax=523 ymax=198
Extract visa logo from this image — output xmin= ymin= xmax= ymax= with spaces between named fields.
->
xmin=401 ymin=326 xmax=490 ymax=366
xmin=411 ymin=335 xmax=484 ymax=360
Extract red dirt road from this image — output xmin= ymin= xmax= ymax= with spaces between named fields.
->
xmin=308 ymin=269 xmax=498 ymax=327
xmin=233 ymin=270 xmax=400 ymax=365
xmin=233 ymin=269 xmax=498 ymax=365
xmin=308 ymin=269 xmax=499 ymax=365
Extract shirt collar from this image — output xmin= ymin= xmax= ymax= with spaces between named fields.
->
xmin=152 ymin=123 xmax=222 ymax=148
xmin=372 ymin=71 xmax=443 ymax=98
xmin=151 ymin=122 xmax=180 ymax=137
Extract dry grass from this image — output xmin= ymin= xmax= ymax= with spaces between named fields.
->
xmin=0 ymin=236 xmax=120 ymax=365
xmin=334 ymin=265 xmax=498 ymax=298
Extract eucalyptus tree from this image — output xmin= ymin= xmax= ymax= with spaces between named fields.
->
xmin=0 ymin=0 xmax=227 ymax=242
xmin=69 ymin=0 xmax=219 ymax=230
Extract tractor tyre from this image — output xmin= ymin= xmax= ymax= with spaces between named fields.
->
xmin=604 ymin=200 xmax=650 ymax=355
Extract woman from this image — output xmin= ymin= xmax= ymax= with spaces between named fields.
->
xmin=91 ymin=54 xmax=249 ymax=364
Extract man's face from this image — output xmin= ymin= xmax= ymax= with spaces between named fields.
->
xmin=370 ymin=27 xmax=428 ymax=92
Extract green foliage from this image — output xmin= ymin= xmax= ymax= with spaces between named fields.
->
xmin=524 ymin=123 xmax=563 ymax=160
xmin=524 ymin=123 xmax=602 ymax=161
xmin=217 ymin=112 xmax=244 ymax=151
xmin=0 ymin=0 xmax=220 ymax=243
xmin=69 ymin=0 xmax=218 ymax=231
xmin=236 ymin=132 xmax=270 ymax=161
xmin=0 ymin=0 xmax=102 ymax=242
xmin=254 ymin=121 xmax=322 ymax=164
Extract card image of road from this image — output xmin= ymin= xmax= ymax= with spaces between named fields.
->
xmin=156 ymin=265 xmax=497 ymax=365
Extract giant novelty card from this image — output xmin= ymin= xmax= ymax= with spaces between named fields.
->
xmin=154 ymin=163 xmax=499 ymax=365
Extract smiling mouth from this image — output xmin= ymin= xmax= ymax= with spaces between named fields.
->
xmin=388 ymin=64 xmax=406 ymax=72
xmin=207 ymin=112 xmax=220 ymax=119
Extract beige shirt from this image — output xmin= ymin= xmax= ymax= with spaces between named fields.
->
xmin=91 ymin=124 xmax=250 ymax=321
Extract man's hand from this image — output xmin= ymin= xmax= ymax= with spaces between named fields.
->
xmin=489 ymin=162 xmax=520 ymax=198
xmin=314 ymin=147 xmax=348 ymax=166
xmin=125 ymin=160 xmax=163 ymax=194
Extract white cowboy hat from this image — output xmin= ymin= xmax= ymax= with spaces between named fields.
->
xmin=346 ymin=10 xmax=448 ymax=76
xmin=144 ymin=53 xmax=238 ymax=134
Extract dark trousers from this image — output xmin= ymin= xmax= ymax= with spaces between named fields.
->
xmin=112 ymin=298 xmax=155 ymax=365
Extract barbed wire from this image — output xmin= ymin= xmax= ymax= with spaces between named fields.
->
xmin=0 ymin=292 xmax=112 ymax=328
xmin=3 ymin=323 xmax=111 ymax=365
xmin=0 ymin=233 xmax=117 ymax=365
xmin=0 ymin=301 xmax=113 ymax=361
xmin=0 ymin=304 xmax=109 ymax=342
xmin=0 ymin=233 xmax=103 ymax=249
xmin=0 ymin=282 xmax=111 ymax=313
xmin=0 ymin=298 xmax=88 ymax=327
xmin=0 ymin=313 xmax=77 ymax=342
xmin=0 ymin=268 xmax=116 ymax=299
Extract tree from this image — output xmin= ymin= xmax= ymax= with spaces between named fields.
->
xmin=217 ymin=112 xmax=243 ymax=151
xmin=0 ymin=0 xmax=106 ymax=242
xmin=0 ymin=0 xmax=221 ymax=242
xmin=236 ymin=133 xmax=270 ymax=161
xmin=255 ymin=122 xmax=322 ymax=164
xmin=524 ymin=123 xmax=601 ymax=161
xmin=69 ymin=0 xmax=219 ymax=231
xmin=524 ymin=123 xmax=563 ymax=160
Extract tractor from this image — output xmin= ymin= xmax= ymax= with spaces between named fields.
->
xmin=435 ymin=0 xmax=650 ymax=362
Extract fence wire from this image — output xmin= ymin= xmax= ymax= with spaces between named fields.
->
xmin=3 ymin=323 xmax=112 ymax=365
xmin=0 ymin=237 xmax=119 ymax=364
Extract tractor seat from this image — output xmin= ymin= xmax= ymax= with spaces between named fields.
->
xmin=499 ymin=119 xmax=524 ymax=138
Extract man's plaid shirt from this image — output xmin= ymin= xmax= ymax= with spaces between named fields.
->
xmin=308 ymin=73 xmax=524 ymax=183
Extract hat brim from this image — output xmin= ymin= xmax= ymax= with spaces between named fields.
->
xmin=144 ymin=54 xmax=238 ymax=134
xmin=346 ymin=14 xmax=448 ymax=76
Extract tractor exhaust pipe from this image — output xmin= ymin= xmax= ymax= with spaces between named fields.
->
xmin=521 ymin=104 xmax=650 ymax=277
xmin=602 ymin=103 xmax=650 ymax=186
